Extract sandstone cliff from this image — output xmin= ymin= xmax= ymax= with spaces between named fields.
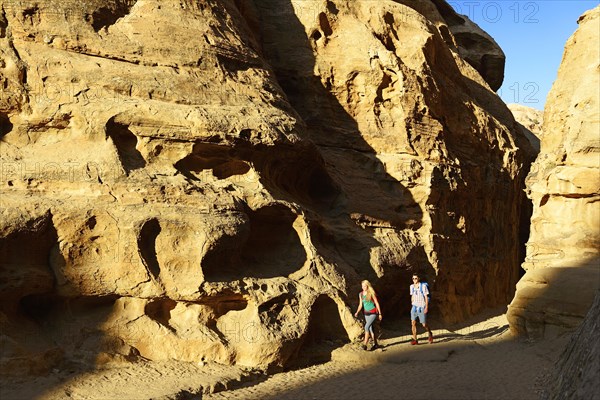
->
xmin=507 ymin=7 xmax=600 ymax=339
xmin=1 ymin=0 xmax=531 ymax=374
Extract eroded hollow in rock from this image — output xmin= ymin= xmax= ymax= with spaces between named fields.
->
xmin=138 ymin=218 xmax=161 ymax=281
xmin=106 ymin=117 xmax=146 ymax=174
xmin=85 ymin=0 xmax=138 ymax=32
xmin=202 ymin=204 xmax=306 ymax=281
xmin=0 ymin=112 xmax=13 ymax=138
xmin=284 ymin=295 xmax=348 ymax=370
xmin=0 ymin=214 xmax=58 ymax=312
xmin=258 ymin=291 xmax=297 ymax=329
xmin=144 ymin=298 xmax=177 ymax=332
xmin=255 ymin=147 xmax=340 ymax=209
xmin=198 ymin=292 xmax=249 ymax=318
xmin=175 ymin=143 xmax=250 ymax=180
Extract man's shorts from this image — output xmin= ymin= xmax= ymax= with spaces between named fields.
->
xmin=411 ymin=305 xmax=426 ymax=323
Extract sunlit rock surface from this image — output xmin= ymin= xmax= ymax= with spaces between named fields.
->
xmin=1 ymin=0 xmax=531 ymax=374
xmin=508 ymin=6 xmax=600 ymax=339
xmin=508 ymin=103 xmax=542 ymax=152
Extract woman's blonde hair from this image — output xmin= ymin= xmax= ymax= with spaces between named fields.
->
xmin=361 ymin=280 xmax=376 ymax=301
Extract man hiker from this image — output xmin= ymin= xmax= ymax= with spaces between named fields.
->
xmin=410 ymin=273 xmax=433 ymax=345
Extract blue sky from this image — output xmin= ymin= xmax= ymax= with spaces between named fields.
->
xmin=449 ymin=0 xmax=599 ymax=110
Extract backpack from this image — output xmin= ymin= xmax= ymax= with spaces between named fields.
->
xmin=419 ymin=282 xmax=431 ymax=303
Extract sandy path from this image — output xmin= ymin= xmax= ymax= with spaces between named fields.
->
xmin=206 ymin=314 xmax=564 ymax=400
xmin=1 ymin=312 xmax=565 ymax=400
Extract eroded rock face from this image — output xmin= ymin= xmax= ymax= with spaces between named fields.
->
xmin=541 ymin=291 xmax=600 ymax=400
xmin=507 ymin=7 xmax=600 ymax=339
xmin=507 ymin=103 xmax=543 ymax=151
xmin=430 ymin=0 xmax=506 ymax=91
xmin=1 ymin=0 xmax=530 ymax=373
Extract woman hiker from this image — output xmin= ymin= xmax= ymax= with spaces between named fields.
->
xmin=354 ymin=280 xmax=382 ymax=350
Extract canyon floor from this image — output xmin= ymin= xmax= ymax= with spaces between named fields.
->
xmin=2 ymin=308 xmax=567 ymax=400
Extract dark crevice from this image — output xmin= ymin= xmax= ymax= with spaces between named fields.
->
xmin=106 ymin=117 xmax=146 ymax=174
xmin=374 ymin=32 xmax=396 ymax=54
xmin=0 ymin=112 xmax=13 ymax=139
xmin=138 ymin=218 xmax=161 ymax=281
xmin=383 ymin=12 xmax=399 ymax=41
xmin=326 ymin=1 xmax=339 ymax=15
xmin=85 ymin=216 xmax=97 ymax=230
xmin=318 ymin=13 xmax=333 ymax=37
xmin=0 ymin=8 xmax=7 ymax=38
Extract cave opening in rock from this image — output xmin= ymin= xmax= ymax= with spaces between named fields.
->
xmin=202 ymin=204 xmax=306 ymax=282
xmin=138 ymin=218 xmax=161 ymax=281
xmin=18 ymin=293 xmax=57 ymax=321
xmin=240 ymin=205 xmax=306 ymax=278
xmin=0 ymin=213 xmax=58 ymax=318
xmin=106 ymin=117 xmax=146 ymax=174
xmin=284 ymin=295 xmax=349 ymax=371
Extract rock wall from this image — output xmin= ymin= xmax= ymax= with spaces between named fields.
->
xmin=507 ymin=7 xmax=600 ymax=339
xmin=541 ymin=290 xmax=600 ymax=400
xmin=1 ymin=0 xmax=531 ymax=374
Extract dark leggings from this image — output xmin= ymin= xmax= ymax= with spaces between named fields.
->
xmin=364 ymin=313 xmax=377 ymax=335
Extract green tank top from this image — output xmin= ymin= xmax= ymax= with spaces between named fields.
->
xmin=361 ymin=292 xmax=376 ymax=312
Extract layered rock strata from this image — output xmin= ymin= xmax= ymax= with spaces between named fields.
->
xmin=507 ymin=7 xmax=600 ymax=339
xmin=1 ymin=0 xmax=531 ymax=374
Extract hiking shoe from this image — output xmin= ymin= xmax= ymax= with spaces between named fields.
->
xmin=428 ymin=334 xmax=434 ymax=344
xmin=370 ymin=344 xmax=378 ymax=351
xmin=410 ymin=339 xmax=418 ymax=345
